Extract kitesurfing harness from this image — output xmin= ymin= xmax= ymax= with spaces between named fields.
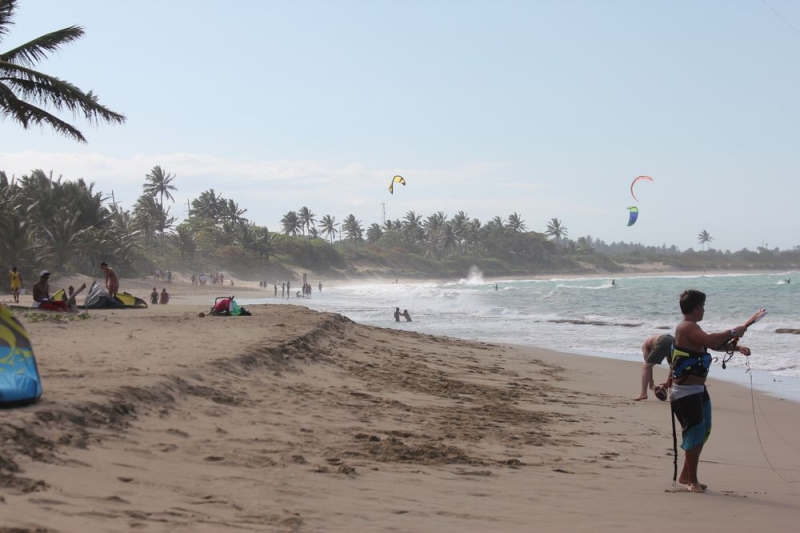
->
xmin=671 ymin=346 xmax=713 ymax=381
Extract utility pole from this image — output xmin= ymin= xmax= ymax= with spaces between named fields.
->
xmin=381 ymin=202 xmax=386 ymax=225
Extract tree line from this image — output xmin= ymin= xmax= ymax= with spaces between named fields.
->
xmin=5 ymin=167 xmax=800 ymax=284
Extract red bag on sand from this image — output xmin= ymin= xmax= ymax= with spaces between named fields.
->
xmin=213 ymin=298 xmax=231 ymax=313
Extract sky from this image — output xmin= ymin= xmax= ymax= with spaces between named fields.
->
xmin=2 ymin=0 xmax=800 ymax=252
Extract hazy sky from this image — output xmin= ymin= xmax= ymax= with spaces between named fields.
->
xmin=2 ymin=0 xmax=799 ymax=251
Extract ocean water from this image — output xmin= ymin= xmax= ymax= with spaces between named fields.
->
xmin=242 ymin=269 xmax=800 ymax=400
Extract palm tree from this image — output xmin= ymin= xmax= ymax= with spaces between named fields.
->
xmin=451 ymin=211 xmax=469 ymax=254
xmin=0 ymin=172 xmax=39 ymax=269
xmin=169 ymin=225 xmax=197 ymax=264
xmin=506 ymin=212 xmax=527 ymax=232
xmin=545 ymin=218 xmax=568 ymax=244
xmin=466 ymin=218 xmax=482 ymax=257
xmin=319 ymin=214 xmax=338 ymax=243
xmin=402 ymin=211 xmax=424 ymax=244
xmin=143 ymin=166 xmax=177 ymax=248
xmin=37 ymin=207 xmax=90 ymax=270
xmin=424 ymin=211 xmax=447 ymax=257
xmin=342 ymin=214 xmax=363 ymax=242
xmin=133 ymin=194 xmax=163 ymax=251
xmin=143 ymin=166 xmax=177 ymax=211
xmin=191 ymin=189 xmax=225 ymax=222
xmin=281 ymin=211 xmax=301 ymax=235
xmin=490 ymin=215 xmax=506 ymax=228
xmin=366 ymin=223 xmax=383 ymax=244
xmin=221 ymin=199 xmax=247 ymax=225
xmin=0 ymin=0 xmax=125 ymax=142
xmin=698 ymin=230 xmax=713 ymax=251
xmin=298 ymin=206 xmax=315 ymax=237
xmin=440 ymin=222 xmax=458 ymax=256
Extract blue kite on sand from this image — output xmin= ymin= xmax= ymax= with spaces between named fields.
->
xmin=0 ymin=304 xmax=42 ymax=407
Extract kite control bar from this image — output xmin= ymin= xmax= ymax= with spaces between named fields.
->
xmin=722 ymin=308 xmax=766 ymax=369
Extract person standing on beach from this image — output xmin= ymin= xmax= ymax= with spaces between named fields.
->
xmin=9 ymin=267 xmax=23 ymax=303
xmin=634 ymin=334 xmax=674 ymax=401
xmin=670 ymin=289 xmax=751 ymax=493
xmin=160 ymin=288 xmax=170 ymax=305
xmin=100 ymin=262 xmax=119 ymax=298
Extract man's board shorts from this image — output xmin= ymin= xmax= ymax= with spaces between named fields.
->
xmin=670 ymin=384 xmax=711 ymax=451
xmin=646 ymin=334 xmax=675 ymax=365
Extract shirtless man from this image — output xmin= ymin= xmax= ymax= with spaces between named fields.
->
xmin=100 ymin=262 xmax=119 ymax=298
xmin=670 ymin=289 xmax=752 ymax=493
xmin=634 ymin=333 xmax=674 ymax=401
xmin=31 ymin=270 xmax=68 ymax=311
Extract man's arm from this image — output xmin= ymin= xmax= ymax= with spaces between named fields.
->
xmin=682 ymin=322 xmax=746 ymax=351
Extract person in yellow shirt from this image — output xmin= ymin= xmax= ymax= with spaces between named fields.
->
xmin=9 ymin=266 xmax=23 ymax=304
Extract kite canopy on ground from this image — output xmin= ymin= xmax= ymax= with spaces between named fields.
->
xmin=389 ymin=175 xmax=406 ymax=194
xmin=630 ymin=175 xmax=652 ymax=201
xmin=83 ymin=280 xmax=148 ymax=309
xmin=627 ymin=206 xmax=639 ymax=226
xmin=0 ymin=304 xmax=42 ymax=407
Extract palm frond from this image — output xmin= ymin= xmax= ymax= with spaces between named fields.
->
xmin=0 ymin=83 xmax=85 ymax=140
xmin=0 ymin=0 xmax=16 ymax=42
xmin=0 ymin=26 xmax=84 ymax=66
xmin=2 ymin=65 xmax=125 ymax=124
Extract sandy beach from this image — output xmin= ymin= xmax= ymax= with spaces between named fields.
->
xmin=2 ymin=275 xmax=800 ymax=532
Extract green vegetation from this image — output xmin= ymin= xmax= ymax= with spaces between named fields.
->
xmin=22 ymin=311 xmax=90 ymax=322
xmin=2 ymin=169 xmax=799 ymax=285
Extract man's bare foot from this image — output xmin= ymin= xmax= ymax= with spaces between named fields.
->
xmin=633 ymin=396 xmax=647 ymax=401
xmin=685 ymin=482 xmax=706 ymax=493
xmin=678 ymin=476 xmax=707 ymax=491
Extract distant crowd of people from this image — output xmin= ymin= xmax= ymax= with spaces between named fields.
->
xmin=190 ymin=272 xmax=231 ymax=286
xmin=153 ymin=269 xmax=172 ymax=283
